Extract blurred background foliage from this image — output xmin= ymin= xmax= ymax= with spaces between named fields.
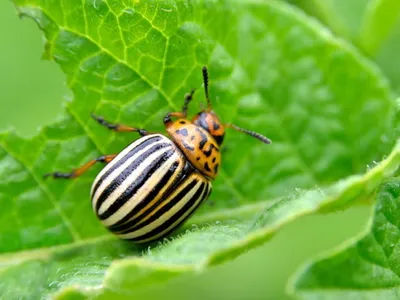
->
xmin=287 ymin=0 xmax=400 ymax=93
xmin=2 ymin=0 xmax=399 ymax=299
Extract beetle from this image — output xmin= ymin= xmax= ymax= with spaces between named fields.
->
xmin=45 ymin=67 xmax=271 ymax=243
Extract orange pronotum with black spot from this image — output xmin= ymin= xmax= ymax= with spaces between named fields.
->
xmin=166 ymin=119 xmax=221 ymax=179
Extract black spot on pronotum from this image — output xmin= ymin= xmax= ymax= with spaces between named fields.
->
xmin=204 ymin=162 xmax=211 ymax=172
xmin=196 ymin=128 xmax=208 ymax=149
xmin=175 ymin=128 xmax=189 ymax=136
xmin=179 ymin=121 xmax=186 ymax=124
xmin=214 ymin=163 xmax=219 ymax=174
xmin=212 ymin=120 xmax=220 ymax=131
xmin=196 ymin=157 xmax=200 ymax=161
xmin=182 ymin=141 xmax=194 ymax=151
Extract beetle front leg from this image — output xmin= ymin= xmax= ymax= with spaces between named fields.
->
xmin=164 ymin=89 xmax=196 ymax=128
xmin=44 ymin=154 xmax=117 ymax=179
xmin=91 ymin=114 xmax=151 ymax=136
xmin=163 ymin=112 xmax=187 ymax=128
xmin=181 ymin=89 xmax=195 ymax=116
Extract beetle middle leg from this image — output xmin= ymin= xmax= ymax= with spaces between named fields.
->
xmin=91 ymin=114 xmax=151 ymax=136
xmin=44 ymin=154 xmax=116 ymax=179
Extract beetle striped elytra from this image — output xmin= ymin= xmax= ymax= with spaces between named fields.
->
xmin=45 ymin=67 xmax=271 ymax=243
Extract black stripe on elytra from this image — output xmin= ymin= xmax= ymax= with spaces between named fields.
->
xmin=162 ymin=160 xmax=196 ymax=201
xmin=130 ymin=181 xmax=207 ymax=241
xmin=121 ymin=178 xmax=200 ymax=235
xmin=175 ymin=128 xmax=188 ymax=136
xmin=98 ymin=149 xmax=174 ymax=220
xmin=152 ymin=182 xmax=211 ymax=241
xmin=94 ymin=142 xmax=170 ymax=212
xmin=195 ymin=127 xmax=208 ymax=150
xmin=109 ymin=159 xmax=183 ymax=232
xmin=91 ymin=135 xmax=163 ymax=198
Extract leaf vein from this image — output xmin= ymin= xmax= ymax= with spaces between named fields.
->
xmin=0 ymin=140 xmax=81 ymax=242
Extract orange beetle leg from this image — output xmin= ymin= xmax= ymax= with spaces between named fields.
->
xmin=91 ymin=114 xmax=152 ymax=136
xmin=163 ymin=112 xmax=187 ymax=128
xmin=44 ymin=154 xmax=117 ymax=180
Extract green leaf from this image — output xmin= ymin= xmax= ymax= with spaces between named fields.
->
xmin=3 ymin=141 xmax=400 ymax=300
xmin=359 ymin=0 xmax=400 ymax=55
xmin=286 ymin=0 xmax=368 ymax=41
xmin=375 ymin=17 xmax=400 ymax=94
xmin=2 ymin=0 xmax=399 ymax=298
xmin=287 ymin=0 xmax=400 ymax=91
xmin=291 ymin=178 xmax=400 ymax=300
xmin=287 ymin=0 xmax=400 ymax=56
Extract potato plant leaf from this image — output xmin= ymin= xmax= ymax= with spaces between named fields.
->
xmin=2 ymin=0 xmax=399 ymax=298
xmin=292 ymin=178 xmax=400 ymax=300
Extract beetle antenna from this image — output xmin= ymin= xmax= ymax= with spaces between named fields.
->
xmin=202 ymin=66 xmax=211 ymax=111
xmin=225 ymin=124 xmax=271 ymax=144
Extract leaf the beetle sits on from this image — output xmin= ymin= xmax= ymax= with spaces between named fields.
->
xmin=1 ymin=0 xmax=399 ymax=298
xmin=292 ymin=178 xmax=400 ymax=300
xmin=2 ymin=141 xmax=400 ymax=300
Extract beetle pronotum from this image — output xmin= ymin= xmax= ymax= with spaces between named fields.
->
xmin=45 ymin=67 xmax=271 ymax=243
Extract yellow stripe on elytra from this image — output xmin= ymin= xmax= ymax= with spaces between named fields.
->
xmin=97 ymin=146 xmax=171 ymax=217
xmin=91 ymin=138 xmax=168 ymax=211
xmin=138 ymin=180 xmax=209 ymax=243
xmin=90 ymin=134 xmax=155 ymax=198
xmin=114 ymin=152 xmax=186 ymax=228
xmin=117 ymin=178 xmax=203 ymax=240
xmin=100 ymin=152 xmax=183 ymax=227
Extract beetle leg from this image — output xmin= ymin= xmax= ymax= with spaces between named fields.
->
xmin=91 ymin=114 xmax=151 ymax=136
xmin=181 ymin=89 xmax=196 ymax=116
xmin=164 ymin=88 xmax=197 ymax=128
xmin=43 ymin=154 xmax=117 ymax=179
xmin=163 ymin=111 xmax=188 ymax=128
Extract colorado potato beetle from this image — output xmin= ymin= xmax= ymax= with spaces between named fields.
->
xmin=45 ymin=67 xmax=271 ymax=243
